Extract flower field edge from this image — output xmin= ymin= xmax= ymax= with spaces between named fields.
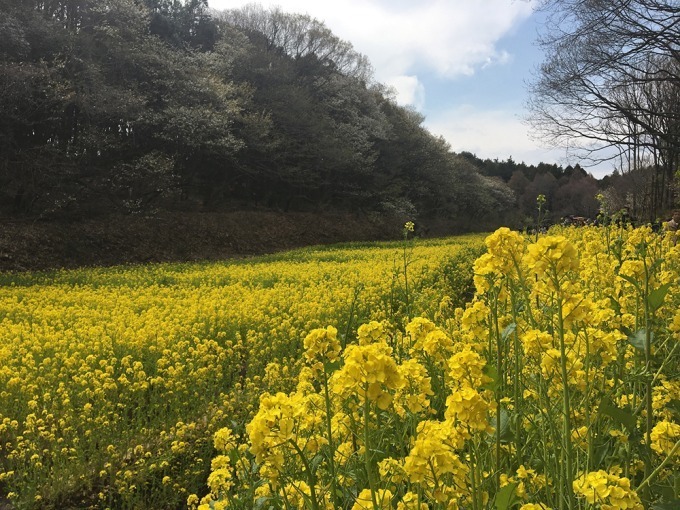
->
xmin=0 ymin=233 xmax=485 ymax=508
xmin=196 ymin=225 xmax=680 ymax=510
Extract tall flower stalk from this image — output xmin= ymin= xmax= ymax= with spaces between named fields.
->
xmin=196 ymin=223 xmax=679 ymax=510
xmin=402 ymin=221 xmax=415 ymax=322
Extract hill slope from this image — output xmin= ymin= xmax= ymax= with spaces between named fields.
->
xmin=0 ymin=211 xmax=402 ymax=272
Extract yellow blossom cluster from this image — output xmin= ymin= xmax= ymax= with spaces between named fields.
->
xmin=197 ymin=316 xmax=492 ymax=509
xmin=573 ymin=471 xmax=643 ymax=510
xmin=0 ymin=234 xmax=484 ymax=508
xmin=198 ymin=223 xmax=680 ymax=510
xmin=304 ymin=325 xmax=341 ymax=374
xmin=650 ymin=420 xmax=680 ymax=457
xmin=331 ymin=341 xmax=404 ymax=409
xmin=5 ymin=222 xmax=680 ymax=509
xmin=524 ymin=234 xmax=579 ymax=283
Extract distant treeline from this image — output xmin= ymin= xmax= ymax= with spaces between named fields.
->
xmin=0 ymin=0 xmax=645 ymax=231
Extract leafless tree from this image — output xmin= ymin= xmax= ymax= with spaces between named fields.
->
xmin=527 ymin=0 xmax=680 ymax=218
xmin=218 ymin=4 xmax=373 ymax=82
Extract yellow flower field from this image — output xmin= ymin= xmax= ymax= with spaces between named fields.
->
xmin=2 ymin=224 xmax=680 ymax=510
xmin=195 ymin=224 xmax=680 ymax=510
xmin=0 ymin=235 xmax=483 ymax=509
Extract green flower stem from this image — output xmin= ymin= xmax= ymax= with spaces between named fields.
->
xmin=584 ymin=331 xmax=593 ymax=472
xmin=281 ymin=490 xmax=293 ymax=510
xmin=651 ymin=341 xmax=679 ymax=387
xmin=491 ymin=290 xmax=502 ymax=489
xmin=642 ymin=256 xmax=653 ymax=500
xmin=427 ymin=459 xmax=441 ymax=491
xmin=556 ymin=286 xmax=575 ymax=510
xmin=512 ymin=254 xmax=537 ymax=328
xmin=539 ymin=374 xmax=563 ymax=509
xmin=322 ymin=368 xmax=339 ymax=506
xmin=511 ymin=289 xmax=522 ymax=466
xmin=363 ymin=387 xmax=379 ymax=510
xmin=403 ymin=242 xmax=411 ymax=321
xmin=343 ymin=286 xmax=362 ymax=350
xmin=469 ymin=441 xmax=480 ymax=510
xmin=288 ymin=439 xmax=321 ymax=510
xmin=637 ymin=439 xmax=680 ymax=492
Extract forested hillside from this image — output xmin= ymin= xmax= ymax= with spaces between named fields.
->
xmin=0 ymin=0 xmax=517 ymax=231
xmin=10 ymin=0 xmax=666 ymax=246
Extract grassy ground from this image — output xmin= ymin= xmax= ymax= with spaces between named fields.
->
xmin=0 ymin=211 xmax=406 ymax=272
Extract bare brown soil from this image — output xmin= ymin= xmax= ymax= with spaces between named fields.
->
xmin=0 ymin=211 xmax=402 ymax=272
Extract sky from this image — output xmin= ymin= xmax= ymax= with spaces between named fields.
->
xmin=208 ymin=0 xmax=615 ymax=178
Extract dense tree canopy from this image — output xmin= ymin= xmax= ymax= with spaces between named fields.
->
xmin=0 ymin=0 xmax=607 ymax=232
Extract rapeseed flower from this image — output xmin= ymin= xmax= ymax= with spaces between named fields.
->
xmin=484 ymin=226 xmax=526 ymax=277
xmin=418 ymin=329 xmax=455 ymax=364
xmin=473 ymin=253 xmax=498 ymax=294
xmin=521 ymin=329 xmax=553 ymax=358
xmin=304 ymin=326 xmax=341 ymax=364
xmin=524 ymin=235 xmax=579 ymax=285
xmin=397 ymin=491 xmax=428 ymax=510
xmin=395 ymin=359 xmax=434 ymax=415
xmin=403 ymin=420 xmax=467 ymax=486
xmin=352 ymin=488 xmax=393 ymax=510
xmin=460 ymin=300 xmax=490 ymax=342
xmin=207 ymin=467 xmax=233 ymax=494
xmin=650 ymin=420 xmax=680 ymax=457
xmin=378 ymin=457 xmax=406 ymax=484
xmin=279 ymin=480 xmax=311 ymax=510
xmin=448 ymin=348 xmax=489 ymax=389
xmin=405 ymin=317 xmax=438 ymax=349
xmin=573 ymin=470 xmax=643 ymax=510
xmin=445 ymin=387 xmax=494 ymax=433
xmin=357 ymin=321 xmax=387 ymax=345
xmin=213 ymin=427 xmax=236 ymax=454
xmin=331 ymin=342 xmax=404 ymax=409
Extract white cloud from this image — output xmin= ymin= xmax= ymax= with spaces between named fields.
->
xmin=425 ymin=105 xmax=615 ymax=177
xmin=385 ymin=75 xmax=425 ymax=109
xmin=425 ymin=105 xmax=565 ymax=164
xmin=209 ymin=0 xmax=536 ymax=90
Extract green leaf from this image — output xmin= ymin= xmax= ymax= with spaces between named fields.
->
xmin=494 ymin=482 xmax=519 ymax=510
xmin=323 ymin=360 xmax=341 ymax=373
xmin=650 ymin=501 xmax=680 ymax=510
xmin=627 ymin=329 xmax=651 ymax=351
xmin=633 ymin=438 xmax=653 ymax=463
xmin=310 ymin=453 xmax=324 ymax=473
xmin=497 ymin=407 xmax=514 ymax=443
xmin=253 ymin=496 xmax=273 ymax=510
xmin=607 ymin=295 xmax=621 ymax=315
xmin=482 ymin=364 xmax=499 ymax=392
xmin=502 ymin=323 xmax=517 ymax=341
xmin=599 ymin=396 xmax=636 ymax=434
xmin=666 ymin=399 xmax=680 ymax=418
xmin=648 ymin=282 xmax=672 ymax=312
xmin=617 ymin=273 xmax=640 ymax=291
xmin=592 ymin=436 xmax=612 ymax=467
xmin=649 ymin=257 xmax=665 ymax=276
xmin=658 ymin=482 xmax=679 ymax=505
